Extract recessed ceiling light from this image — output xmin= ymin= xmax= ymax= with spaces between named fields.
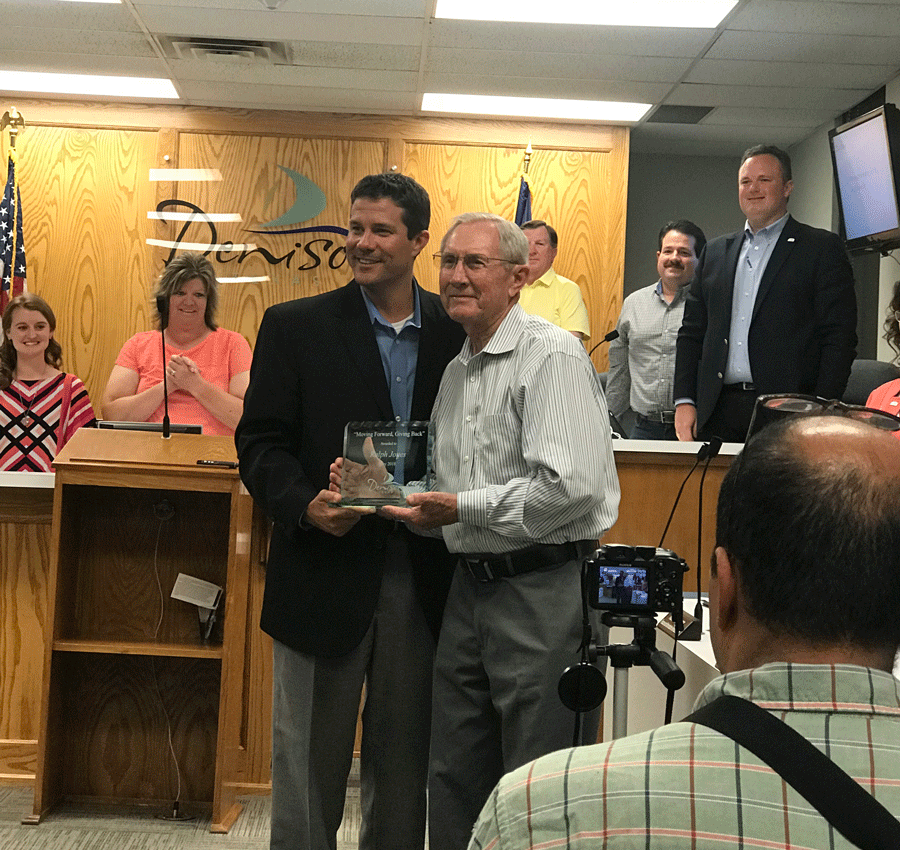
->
xmin=422 ymin=93 xmax=651 ymax=123
xmin=0 ymin=70 xmax=177 ymax=99
xmin=434 ymin=0 xmax=737 ymax=28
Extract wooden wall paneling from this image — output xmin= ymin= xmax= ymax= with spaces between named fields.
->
xmin=11 ymin=127 xmax=160 ymax=410
xmin=60 ymin=486 xmax=230 ymax=644
xmin=1 ymin=100 xmax=633 ymax=796
xmin=607 ymin=453 xmax=732 ymax=594
xmin=526 ymin=144 xmax=629 ymax=368
xmin=174 ymin=133 xmax=386 ymax=348
xmin=15 ymin=99 xmax=622 ymax=151
xmin=0 ymin=501 xmax=52 ymax=783
xmin=152 ymin=128 xmax=179 ymax=275
xmin=402 ymin=137 xmax=627 ymax=370
xmin=403 ymin=143 xmax=526 ymax=295
xmin=232 ymin=508 xmax=273 ymax=792
xmin=58 ymin=653 xmax=219 ymax=803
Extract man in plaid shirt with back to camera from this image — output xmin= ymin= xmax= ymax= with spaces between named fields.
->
xmin=470 ymin=411 xmax=900 ymax=849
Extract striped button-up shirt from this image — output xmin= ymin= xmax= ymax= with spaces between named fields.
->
xmin=470 ymin=662 xmax=900 ymax=849
xmin=433 ymin=304 xmax=619 ymax=555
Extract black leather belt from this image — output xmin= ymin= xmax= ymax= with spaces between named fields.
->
xmin=459 ymin=540 xmax=596 ymax=583
xmin=723 ymin=382 xmax=756 ymax=392
xmin=637 ymin=411 xmax=676 ymax=424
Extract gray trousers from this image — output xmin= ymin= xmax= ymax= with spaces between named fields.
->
xmin=428 ymin=557 xmax=604 ymax=850
xmin=270 ymin=534 xmax=435 ymax=850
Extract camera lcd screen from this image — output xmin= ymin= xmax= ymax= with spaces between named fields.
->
xmin=596 ymin=565 xmax=649 ymax=609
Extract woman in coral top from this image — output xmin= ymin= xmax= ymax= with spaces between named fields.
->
xmin=866 ymin=280 xmax=900 ymax=437
xmin=101 ymin=252 xmax=252 ymax=437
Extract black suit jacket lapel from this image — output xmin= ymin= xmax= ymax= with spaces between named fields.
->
xmin=711 ymin=232 xmax=744 ymax=342
xmin=723 ymin=231 xmax=744 ymax=302
xmin=752 ymin=215 xmax=798 ymax=322
xmin=336 ymin=281 xmax=394 ymax=418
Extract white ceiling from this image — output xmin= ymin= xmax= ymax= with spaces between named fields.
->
xmin=1 ymin=0 xmax=899 ymax=155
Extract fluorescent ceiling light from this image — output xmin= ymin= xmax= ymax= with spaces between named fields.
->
xmin=435 ymin=0 xmax=737 ymax=28
xmin=422 ymin=93 xmax=650 ymax=123
xmin=0 ymin=70 xmax=177 ymax=99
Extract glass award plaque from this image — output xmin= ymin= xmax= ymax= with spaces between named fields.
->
xmin=339 ymin=421 xmax=434 ymax=506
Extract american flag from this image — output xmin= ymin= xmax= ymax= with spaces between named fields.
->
xmin=0 ymin=150 xmax=27 ymax=314
xmin=514 ymin=175 xmax=532 ymax=227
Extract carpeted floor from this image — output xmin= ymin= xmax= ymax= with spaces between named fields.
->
xmin=0 ymin=784 xmax=361 ymax=849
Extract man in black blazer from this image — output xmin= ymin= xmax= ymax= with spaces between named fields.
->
xmin=236 ymin=173 xmax=465 ymax=850
xmin=674 ymin=145 xmax=857 ymax=443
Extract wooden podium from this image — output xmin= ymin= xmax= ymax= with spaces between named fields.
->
xmin=26 ymin=428 xmax=252 ymax=832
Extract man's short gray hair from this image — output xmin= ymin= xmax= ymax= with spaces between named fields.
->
xmin=441 ymin=213 xmax=528 ymax=264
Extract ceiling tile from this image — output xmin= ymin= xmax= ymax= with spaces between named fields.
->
xmin=180 ymin=80 xmax=415 ymax=112
xmin=700 ymin=106 xmax=837 ymax=128
xmin=668 ymin=81 xmax=868 ymax=111
xmin=429 ymin=48 xmax=692 ymax=82
xmin=170 ymin=58 xmax=417 ymax=92
xmin=428 ymin=19 xmax=713 ymax=57
xmin=707 ymin=29 xmax=900 ymax=64
xmin=0 ymin=0 xmax=898 ymax=156
xmin=0 ymin=50 xmax=168 ymax=78
xmin=136 ymin=7 xmax=424 ymax=45
xmin=688 ymin=58 xmax=896 ymax=89
xmin=4 ymin=27 xmax=158 ymax=59
xmin=287 ymin=41 xmax=420 ymax=71
xmin=425 ymin=73 xmax=670 ymax=103
xmin=727 ymin=0 xmax=900 ymax=37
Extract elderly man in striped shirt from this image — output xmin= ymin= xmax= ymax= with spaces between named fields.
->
xmin=469 ymin=413 xmax=900 ymax=849
xmin=383 ymin=212 xmax=620 ymax=850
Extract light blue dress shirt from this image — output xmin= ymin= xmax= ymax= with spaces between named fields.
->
xmin=360 ymin=285 xmax=422 ymax=482
xmin=724 ymin=212 xmax=790 ymax=384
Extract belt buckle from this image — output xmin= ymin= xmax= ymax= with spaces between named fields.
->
xmin=464 ymin=557 xmax=495 ymax=582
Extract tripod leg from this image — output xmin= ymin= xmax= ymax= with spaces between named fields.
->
xmin=612 ymin=666 xmax=630 ymax=739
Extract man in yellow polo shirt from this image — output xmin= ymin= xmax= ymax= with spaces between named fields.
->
xmin=519 ymin=219 xmax=590 ymax=340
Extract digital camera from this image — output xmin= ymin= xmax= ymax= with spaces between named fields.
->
xmin=585 ymin=544 xmax=687 ymax=615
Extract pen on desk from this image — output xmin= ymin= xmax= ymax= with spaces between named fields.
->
xmin=196 ymin=459 xmax=238 ymax=468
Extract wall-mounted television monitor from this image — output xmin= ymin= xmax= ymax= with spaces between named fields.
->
xmin=829 ymin=104 xmax=900 ymax=254
xmin=97 ymin=420 xmax=203 ymax=435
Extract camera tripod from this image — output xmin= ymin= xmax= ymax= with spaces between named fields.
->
xmin=594 ymin=611 xmax=685 ymax=739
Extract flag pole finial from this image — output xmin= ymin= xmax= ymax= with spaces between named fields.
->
xmin=523 ymin=141 xmax=533 ymax=174
xmin=1 ymin=108 xmax=25 ymax=150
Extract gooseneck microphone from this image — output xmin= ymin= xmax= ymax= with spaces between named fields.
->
xmin=689 ymin=437 xmax=723 ymax=637
xmin=588 ymin=328 xmax=619 ymax=357
xmin=156 ymin=295 xmax=171 ymax=439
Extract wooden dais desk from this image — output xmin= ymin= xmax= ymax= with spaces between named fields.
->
xmin=607 ymin=441 xmax=740 ymax=594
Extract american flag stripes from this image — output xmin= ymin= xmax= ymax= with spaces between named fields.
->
xmin=0 ymin=149 xmax=27 ymax=315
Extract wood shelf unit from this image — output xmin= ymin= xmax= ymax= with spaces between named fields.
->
xmin=27 ymin=428 xmax=252 ymax=833
xmin=52 ymin=640 xmax=224 ymax=658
